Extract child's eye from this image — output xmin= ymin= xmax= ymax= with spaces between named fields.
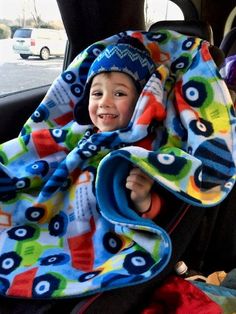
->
xmin=114 ymin=91 xmax=126 ymax=97
xmin=91 ymin=91 xmax=102 ymax=97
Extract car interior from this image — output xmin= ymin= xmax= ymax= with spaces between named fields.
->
xmin=0 ymin=0 xmax=236 ymax=313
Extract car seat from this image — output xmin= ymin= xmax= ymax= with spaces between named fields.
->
xmin=148 ymin=19 xmax=214 ymax=44
xmin=66 ymin=20 xmax=228 ymax=313
xmin=220 ymin=27 xmax=236 ymax=57
xmin=148 ymin=21 xmax=236 ymax=275
xmin=200 ymin=29 xmax=236 ymax=274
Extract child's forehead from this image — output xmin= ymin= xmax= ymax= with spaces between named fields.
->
xmin=91 ymin=72 xmax=137 ymax=87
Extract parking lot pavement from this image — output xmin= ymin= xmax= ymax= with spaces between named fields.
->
xmin=0 ymin=39 xmax=64 ymax=96
xmin=0 ymin=39 xmax=16 ymax=63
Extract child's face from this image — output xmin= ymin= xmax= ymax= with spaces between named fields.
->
xmin=88 ymin=72 xmax=138 ymax=132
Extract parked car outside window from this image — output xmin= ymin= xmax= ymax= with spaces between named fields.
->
xmin=12 ymin=27 xmax=67 ymax=60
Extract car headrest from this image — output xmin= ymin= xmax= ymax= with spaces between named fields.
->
xmin=148 ymin=20 xmax=214 ymax=45
xmin=220 ymin=27 xmax=236 ymax=57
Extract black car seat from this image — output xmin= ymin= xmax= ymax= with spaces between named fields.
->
xmin=66 ymin=19 xmax=227 ymax=313
xmin=59 ymin=20 xmax=228 ymax=313
xmin=144 ymin=20 xmax=229 ymax=275
xmin=144 ymin=23 xmax=236 ymax=281
xmin=149 ymin=19 xmax=214 ymax=44
xmin=220 ymin=27 xmax=236 ymax=57
xmin=201 ymin=28 xmax=236 ymax=274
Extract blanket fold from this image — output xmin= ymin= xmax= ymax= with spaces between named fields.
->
xmin=0 ymin=29 xmax=235 ymax=299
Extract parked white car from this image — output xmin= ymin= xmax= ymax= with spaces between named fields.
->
xmin=12 ymin=28 xmax=67 ymax=60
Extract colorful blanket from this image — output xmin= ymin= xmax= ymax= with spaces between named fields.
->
xmin=0 ymin=30 xmax=235 ymax=299
xmin=193 ymin=281 xmax=236 ymax=314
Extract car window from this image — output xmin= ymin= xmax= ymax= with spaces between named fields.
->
xmin=0 ymin=0 xmax=184 ymax=98
xmin=145 ymin=0 xmax=184 ymax=29
xmin=13 ymin=28 xmax=32 ymax=38
xmin=0 ymin=0 xmax=67 ymax=97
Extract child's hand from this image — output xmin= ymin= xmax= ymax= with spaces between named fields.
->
xmin=126 ymin=167 xmax=154 ymax=214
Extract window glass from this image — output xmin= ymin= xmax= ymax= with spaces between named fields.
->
xmin=13 ymin=28 xmax=32 ymax=38
xmin=0 ymin=0 xmax=66 ymax=97
xmin=145 ymin=0 xmax=184 ymax=29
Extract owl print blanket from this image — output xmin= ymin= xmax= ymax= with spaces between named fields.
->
xmin=0 ymin=30 xmax=235 ymax=299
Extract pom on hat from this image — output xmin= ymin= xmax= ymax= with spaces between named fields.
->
xmin=74 ymin=36 xmax=156 ymax=125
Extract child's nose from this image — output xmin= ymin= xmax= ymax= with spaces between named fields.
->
xmin=99 ymin=95 xmax=113 ymax=107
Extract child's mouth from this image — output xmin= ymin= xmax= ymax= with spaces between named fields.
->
xmin=98 ymin=114 xmax=117 ymax=119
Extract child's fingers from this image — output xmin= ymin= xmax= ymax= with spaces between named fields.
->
xmin=126 ymin=175 xmax=151 ymax=201
xmin=126 ymin=178 xmax=143 ymax=191
xmin=125 ymin=183 xmax=142 ymax=202
xmin=128 ymin=167 xmax=154 ymax=185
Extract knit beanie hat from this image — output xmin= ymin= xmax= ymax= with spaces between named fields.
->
xmin=74 ymin=36 xmax=156 ymax=125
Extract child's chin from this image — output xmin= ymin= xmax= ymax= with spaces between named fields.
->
xmin=99 ymin=124 xmax=117 ymax=132
xmin=100 ymin=127 xmax=115 ymax=132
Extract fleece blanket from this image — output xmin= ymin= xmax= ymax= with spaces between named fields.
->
xmin=193 ymin=281 xmax=236 ymax=314
xmin=0 ymin=30 xmax=235 ymax=299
